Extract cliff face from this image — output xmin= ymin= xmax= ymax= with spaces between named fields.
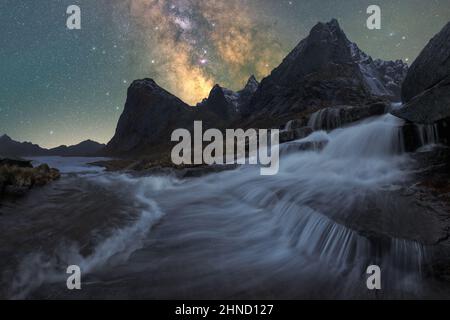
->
xmin=106 ymin=79 xmax=195 ymax=155
xmin=401 ymin=22 xmax=450 ymax=103
xmin=393 ymin=21 xmax=450 ymax=125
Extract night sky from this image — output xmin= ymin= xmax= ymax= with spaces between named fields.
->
xmin=1 ymin=0 xmax=450 ymax=148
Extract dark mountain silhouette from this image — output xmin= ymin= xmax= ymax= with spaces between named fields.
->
xmin=241 ymin=19 xmax=406 ymax=124
xmin=0 ymin=134 xmax=48 ymax=157
xmin=105 ymin=77 xmax=258 ymax=156
xmin=106 ymin=19 xmax=408 ymax=156
xmin=0 ymin=134 xmax=105 ymax=157
xmin=47 ymin=140 xmax=106 ymax=157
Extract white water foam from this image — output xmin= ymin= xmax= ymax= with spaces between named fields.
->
xmin=9 ymin=174 xmax=168 ymax=299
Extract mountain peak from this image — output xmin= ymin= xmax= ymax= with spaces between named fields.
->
xmin=211 ymin=84 xmax=224 ymax=93
xmin=130 ymin=78 xmax=159 ymax=91
xmin=326 ymin=18 xmax=340 ymax=28
xmin=244 ymin=75 xmax=259 ymax=90
xmin=310 ymin=19 xmax=343 ymax=34
xmin=0 ymin=134 xmax=12 ymax=141
xmin=308 ymin=18 xmax=350 ymax=48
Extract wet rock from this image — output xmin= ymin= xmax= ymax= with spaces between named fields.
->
xmin=437 ymin=119 xmax=450 ymax=146
xmin=308 ymin=103 xmax=387 ymax=131
xmin=285 ymin=118 xmax=308 ymax=131
xmin=279 ymin=126 xmax=313 ymax=143
xmin=401 ymin=122 xmax=440 ymax=152
xmin=394 ymin=77 xmax=450 ymax=124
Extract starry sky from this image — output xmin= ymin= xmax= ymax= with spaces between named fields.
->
xmin=1 ymin=0 xmax=449 ymax=148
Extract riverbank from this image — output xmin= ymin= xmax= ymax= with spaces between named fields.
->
xmin=0 ymin=158 xmax=60 ymax=197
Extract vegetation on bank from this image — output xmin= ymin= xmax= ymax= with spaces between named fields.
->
xmin=0 ymin=159 xmax=60 ymax=196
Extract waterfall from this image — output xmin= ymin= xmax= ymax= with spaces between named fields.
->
xmin=308 ymin=107 xmax=343 ymax=131
xmin=415 ymin=123 xmax=439 ymax=147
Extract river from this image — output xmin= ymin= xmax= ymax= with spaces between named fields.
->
xmin=1 ymin=114 xmax=449 ymax=299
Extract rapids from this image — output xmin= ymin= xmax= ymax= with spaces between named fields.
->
xmin=1 ymin=114 xmax=449 ymax=299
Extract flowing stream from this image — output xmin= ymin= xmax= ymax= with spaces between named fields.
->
xmin=1 ymin=114 xmax=449 ymax=299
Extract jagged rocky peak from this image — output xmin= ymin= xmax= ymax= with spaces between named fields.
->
xmin=209 ymin=84 xmax=227 ymax=99
xmin=271 ymin=19 xmax=406 ymax=97
xmin=198 ymin=84 xmax=233 ymax=108
xmin=200 ymin=84 xmax=236 ymax=117
xmin=243 ymin=19 xmax=407 ymax=118
xmin=268 ymin=19 xmax=355 ymax=85
xmin=241 ymin=75 xmax=259 ymax=93
xmin=198 ymin=76 xmax=260 ymax=114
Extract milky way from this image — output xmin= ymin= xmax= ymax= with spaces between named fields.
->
xmin=124 ymin=0 xmax=284 ymax=105
xmin=1 ymin=0 xmax=450 ymax=147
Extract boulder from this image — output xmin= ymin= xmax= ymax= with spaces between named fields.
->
xmin=393 ymin=21 xmax=450 ymax=125
xmin=393 ymin=77 xmax=450 ymax=124
xmin=401 ymin=21 xmax=450 ymax=103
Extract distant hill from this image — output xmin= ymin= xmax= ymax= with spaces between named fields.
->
xmin=0 ymin=134 xmax=105 ymax=157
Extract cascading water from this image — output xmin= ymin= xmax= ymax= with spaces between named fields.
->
xmin=308 ymin=107 xmax=343 ymax=131
xmin=2 ymin=114 xmax=446 ymax=299
xmin=416 ymin=123 xmax=439 ymax=147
